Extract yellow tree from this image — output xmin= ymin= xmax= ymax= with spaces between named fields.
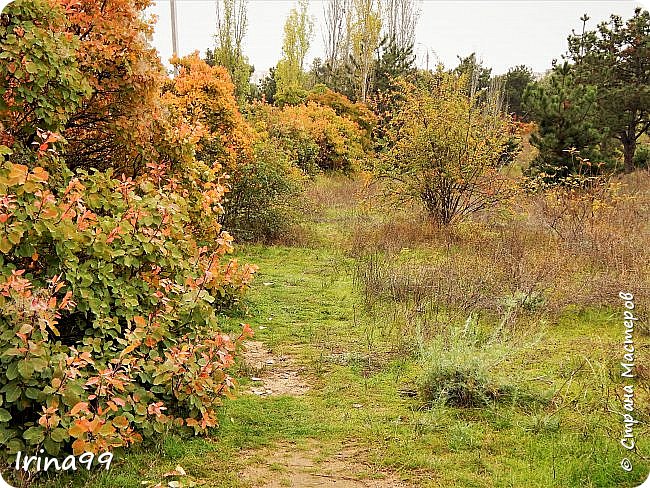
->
xmin=380 ymin=71 xmax=516 ymax=225
xmin=275 ymin=0 xmax=314 ymax=104
xmin=350 ymin=0 xmax=382 ymax=102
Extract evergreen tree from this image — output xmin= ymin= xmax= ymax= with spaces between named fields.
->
xmin=523 ymin=62 xmax=606 ymax=179
xmin=453 ymin=53 xmax=492 ymax=95
xmin=373 ymin=35 xmax=416 ymax=95
xmin=258 ymin=67 xmax=277 ymax=104
xmin=567 ymin=8 xmax=650 ymax=172
xmin=502 ymin=65 xmax=534 ymax=118
xmin=370 ymin=36 xmax=415 ymax=147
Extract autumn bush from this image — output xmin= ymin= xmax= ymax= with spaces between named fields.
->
xmin=0 ymin=154 xmax=256 ymax=459
xmin=162 ymin=53 xmax=254 ymax=173
xmin=306 ymin=86 xmax=377 ymax=144
xmin=58 ymin=0 xmax=164 ymax=176
xmin=0 ymin=0 xmax=91 ymax=164
xmin=378 ymin=71 xmax=518 ymax=225
xmin=0 ymin=0 xmax=262 ymax=466
xmin=221 ymin=138 xmax=305 ymax=242
xmin=249 ymin=100 xmax=366 ymax=173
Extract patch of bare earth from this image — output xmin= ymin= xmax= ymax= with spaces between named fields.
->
xmin=239 ymin=441 xmax=412 ymax=488
xmin=241 ymin=341 xmax=310 ymax=397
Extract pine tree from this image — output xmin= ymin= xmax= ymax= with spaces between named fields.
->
xmin=501 ymin=65 xmax=534 ymax=119
xmin=523 ymin=62 xmax=606 ymax=179
xmin=567 ymin=8 xmax=650 ymax=172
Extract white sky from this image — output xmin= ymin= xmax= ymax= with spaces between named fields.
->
xmin=0 ymin=1 xmax=645 ymax=76
xmin=18 ymin=0 xmax=630 ymax=77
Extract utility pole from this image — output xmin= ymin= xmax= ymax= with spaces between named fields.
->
xmin=170 ymin=0 xmax=179 ymax=74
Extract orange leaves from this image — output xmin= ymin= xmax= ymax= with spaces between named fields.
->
xmin=240 ymin=323 xmax=254 ymax=341
xmin=38 ymin=406 xmax=60 ymax=429
xmin=0 ymin=269 xmax=32 ymax=296
xmin=118 ymin=340 xmax=141 ymax=359
xmin=38 ymin=0 xmax=164 ymax=175
xmin=68 ymin=421 xmax=87 ymax=439
xmin=34 ymin=129 xmax=61 ymax=158
xmin=251 ymin=100 xmax=366 ymax=172
xmin=104 ymin=225 xmax=123 ymax=244
xmin=70 ymin=401 xmax=90 ymax=416
xmin=112 ymin=415 xmax=129 ymax=429
xmin=75 ymin=209 xmax=96 ymax=231
xmin=58 ymin=290 xmax=75 ymax=311
xmin=71 ymin=438 xmax=87 ymax=455
xmin=133 ymin=315 xmax=146 ymax=327
xmin=164 ymin=52 xmax=253 ymax=171
xmin=147 ymin=402 xmax=166 ymax=417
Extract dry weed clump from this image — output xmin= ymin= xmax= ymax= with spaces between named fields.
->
xmin=303 ymin=173 xmax=373 ymax=217
xmin=348 ymin=212 xmax=443 ymax=256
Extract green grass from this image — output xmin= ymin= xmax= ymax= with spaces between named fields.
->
xmin=30 ymin=185 xmax=650 ymax=487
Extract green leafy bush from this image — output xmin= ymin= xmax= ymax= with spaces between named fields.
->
xmin=221 ymin=139 xmax=304 ymax=242
xmin=0 ymin=157 xmax=256 ymax=458
xmin=0 ymin=0 xmax=91 ymax=152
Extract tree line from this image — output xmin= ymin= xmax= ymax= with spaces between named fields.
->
xmin=209 ymin=1 xmax=649 ymax=178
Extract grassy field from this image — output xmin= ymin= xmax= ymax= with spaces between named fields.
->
xmin=37 ymin=175 xmax=649 ymax=488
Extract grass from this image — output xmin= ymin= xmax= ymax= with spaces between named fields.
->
xmin=30 ymin=175 xmax=650 ymax=488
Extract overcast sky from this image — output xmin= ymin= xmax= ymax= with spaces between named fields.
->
xmin=148 ymin=0 xmax=646 ymax=78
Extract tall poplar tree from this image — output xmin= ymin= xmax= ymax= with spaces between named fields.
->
xmin=275 ymin=0 xmax=314 ymax=103
xmin=207 ymin=0 xmax=253 ymax=102
xmin=350 ymin=0 xmax=382 ymax=102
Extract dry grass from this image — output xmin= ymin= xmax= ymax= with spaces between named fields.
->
xmin=344 ymin=170 xmax=650 ymax=342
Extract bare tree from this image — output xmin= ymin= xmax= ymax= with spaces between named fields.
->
xmin=323 ymin=0 xmax=351 ymax=77
xmin=383 ymin=0 xmax=420 ymax=51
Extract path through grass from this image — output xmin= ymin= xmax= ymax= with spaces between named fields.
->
xmin=41 ymin=239 xmax=649 ymax=488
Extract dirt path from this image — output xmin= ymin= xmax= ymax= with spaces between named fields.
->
xmin=242 ymin=340 xmax=310 ymax=397
xmin=239 ymin=341 xmax=412 ymax=487
xmin=238 ymin=440 xmax=411 ymax=488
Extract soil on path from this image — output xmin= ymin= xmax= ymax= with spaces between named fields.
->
xmin=239 ymin=440 xmax=412 ymax=488
xmin=241 ymin=340 xmax=310 ymax=397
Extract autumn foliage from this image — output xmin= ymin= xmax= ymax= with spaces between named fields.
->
xmin=0 ymin=0 xmax=258 ymax=460
xmin=0 ymin=158 xmax=256 ymax=456
xmin=251 ymin=100 xmax=367 ymax=173
xmin=162 ymin=53 xmax=253 ymax=173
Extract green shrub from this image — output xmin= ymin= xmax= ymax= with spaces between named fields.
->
xmin=419 ymin=348 xmax=512 ymax=408
xmin=0 ymin=158 xmax=256 ymax=458
xmin=221 ymin=139 xmax=305 ymax=242
xmin=633 ymin=144 xmax=650 ymax=169
xmin=418 ymin=336 xmax=549 ymax=409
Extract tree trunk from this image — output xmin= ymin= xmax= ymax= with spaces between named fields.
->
xmin=621 ymin=131 xmax=636 ymax=174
